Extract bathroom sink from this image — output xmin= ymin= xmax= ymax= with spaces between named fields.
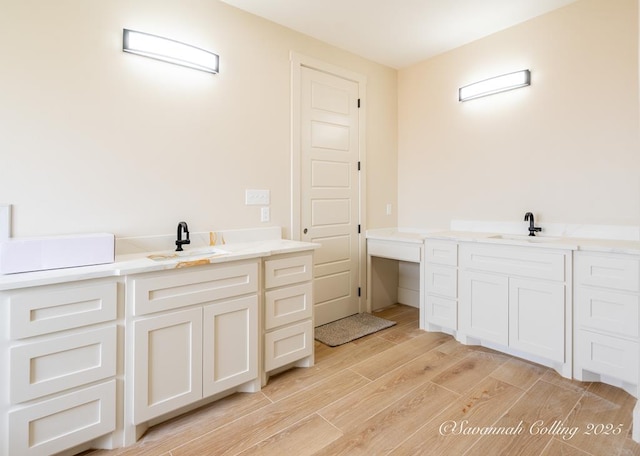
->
xmin=147 ymin=246 xmax=228 ymax=261
xmin=488 ymin=234 xmax=561 ymax=243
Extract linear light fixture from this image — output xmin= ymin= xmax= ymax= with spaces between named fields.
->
xmin=123 ymin=29 xmax=219 ymax=74
xmin=459 ymin=69 xmax=530 ymax=102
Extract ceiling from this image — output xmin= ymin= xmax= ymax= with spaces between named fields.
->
xmin=220 ymin=0 xmax=579 ymax=69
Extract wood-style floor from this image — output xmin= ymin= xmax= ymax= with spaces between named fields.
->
xmin=89 ymin=304 xmax=640 ymax=456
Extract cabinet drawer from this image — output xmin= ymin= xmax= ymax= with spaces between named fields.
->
xmin=425 ymin=295 xmax=456 ymax=330
xmin=425 ymin=264 xmax=457 ymax=298
xmin=575 ymin=253 xmax=639 ymax=292
xmin=425 ymin=241 xmax=457 ymax=266
xmin=264 ymin=254 xmax=312 ymax=289
xmin=367 ymin=239 xmax=421 ymax=263
xmin=10 ymin=326 xmax=116 ymax=404
xmin=8 ymin=380 xmax=116 ymax=456
xmin=576 ymin=287 xmax=639 ymax=338
xmin=460 ymin=243 xmax=566 ymax=281
xmin=265 ymin=283 xmax=313 ymax=330
xmin=265 ymin=320 xmax=313 ymax=371
xmin=132 ymin=261 xmax=258 ymax=316
xmin=8 ymin=281 xmax=117 ymax=339
xmin=578 ymin=330 xmax=638 ymax=384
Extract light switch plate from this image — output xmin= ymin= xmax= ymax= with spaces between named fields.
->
xmin=245 ymin=189 xmax=270 ymax=205
xmin=0 ymin=204 xmax=10 ymax=240
xmin=261 ymin=207 xmax=270 ymax=222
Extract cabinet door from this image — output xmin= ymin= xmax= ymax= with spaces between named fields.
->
xmin=459 ymin=271 xmax=508 ymax=345
xmin=202 ymin=295 xmax=258 ymax=397
xmin=133 ymin=307 xmax=202 ymax=424
xmin=509 ymin=279 xmax=565 ymax=363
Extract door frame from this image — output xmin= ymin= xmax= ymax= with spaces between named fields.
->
xmin=290 ymin=52 xmax=367 ymax=314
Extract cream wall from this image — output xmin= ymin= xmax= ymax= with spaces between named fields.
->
xmin=0 ymin=0 xmax=398 ymax=238
xmin=398 ymin=0 xmax=640 ymax=230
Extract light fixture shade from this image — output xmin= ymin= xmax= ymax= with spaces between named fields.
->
xmin=459 ymin=69 xmax=530 ymax=102
xmin=123 ymin=29 xmax=219 ymax=74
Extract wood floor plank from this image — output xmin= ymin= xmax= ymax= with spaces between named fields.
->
xmin=377 ymin=319 xmax=424 ymax=344
xmin=263 ymin=336 xmax=394 ymax=402
xmin=350 ymin=330 xmax=451 ymax=381
xmin=87 ymin=392 xmax=272 ymax=456
xmin=431 ymin=350 xmax=510 ymax=395
xmin=313 ymin=331 xmax=395 ymax=366
xmin=372 ymin=304 xmax=419 ymax=321
xmin=491 ymin=357 xmax=549 ymax=391
xmin=313 ymin=381 xmax=459 ymax=455
xmin=621 ymin=437 xmax=640 ymax=456
xmin=540 ymin=368 xmax=592 ymax=394
xmin=319 ymin=347 xmax=465 ymax=431
xmin=390 ymin=376 xmax=524 ymax=455
xmin=236 ymin=413 xmax=342 ymax=456
xmin=465 ymin=379 xmax=585 ymax=456
xmin=540 ymin=439 xmax=593 ymax=455
xmin=560 ymin=382 xmax=636 ymax=456
xmin=170 ymin=370 xmax=369 ymax=456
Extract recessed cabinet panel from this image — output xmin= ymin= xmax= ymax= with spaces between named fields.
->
xmin=202 ymin=295 xmax=258 ymax=397
xmin=576 ymin=287 xmax=639 ymax=338
xmin=132 ymin=262 xmax=258 ymax=316
xmin=425 ymin=264 xmax=457 ymax=298
xmin=264 ymin=254 xmax=313 ymax=289
xmin=426 ymin=295 xmax=457 ymax=330
xmin=579 ymin=331 xmax=638 ymax=384
xmin=10 ymin=326 xmax=116 ymax=404
xmin=575 ymin=253 xmax=639 ymax=292
xmin=425 ymin=241 xmax=457 ymax=266
xmin=509 ymin=279 xmax=565 ymax=363
xmin=265 ymin=283 xmax=313 ymax=330
xmin=459 ymin=271 xmax=509 ymax=346
xmin=264 ymin=320 xmax=313 ymax=371
xmin=460 ymin=244 xmax=565 ymax=281
xmin=8 ymin=380 xmax=115 ymax=456
xmin=9 ymin=282 xmax=117 ymax=339
xmin=133 ymin=308 xmax=203 ymax=424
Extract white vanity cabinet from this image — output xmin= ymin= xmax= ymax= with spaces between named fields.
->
xmin=262 ymin=252 xmax=314 ymax=383
xmin=574 ymin=251 xmax=640 ymax=389
xmin=0 ymin=278 xmax=119 ymax=456
xmin=424 ymin=240 xmax=458 ymax=333
xmin=125 ymin=260 xmax=260 ymax=438
xmin=458 ymin=242 xmax=572 ymax=377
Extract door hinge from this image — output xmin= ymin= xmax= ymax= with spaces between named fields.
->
xmin=357 ymin=98 xmax=361 ymax=108
xmin=357 ymin=161 xmax=361 ymax=171
xmin=358 ymin=287 xmax=361 ymax=297
xmin=358 ymin=224 xmax=361 ymax=234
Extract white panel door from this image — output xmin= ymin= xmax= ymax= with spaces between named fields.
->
xmin=133 ymin=308 xmax=202 ymax=424
xmin=300 ymin=66 xmax=360 ymax=326
xmin=509 ymin=278 xmax=565 ymax=362
xmin=459 ymin=271 xmax=509 ymax=345
xmin=202 ymin=295 xmax=258 ymax=397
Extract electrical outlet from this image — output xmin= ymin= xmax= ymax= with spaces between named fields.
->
xmin=386 ymin=203 xmax=392 ymax=216
xmin=245 ymin=189 xmax=270 ymax=205
xmin=0 ymin=204 xmax=10 ymax=240
xmin=261 ymin=207 xmax=270 ymax=222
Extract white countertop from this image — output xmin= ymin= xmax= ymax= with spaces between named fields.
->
xmin=367 ymin=227 xmax=640 ymax=255
xmin=0 ymin=238 xmax=318 ymax=291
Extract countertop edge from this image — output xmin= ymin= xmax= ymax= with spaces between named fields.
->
xmin=0 ymin=240 xmax=319 ymax=291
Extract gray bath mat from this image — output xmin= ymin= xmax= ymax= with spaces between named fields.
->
xmin=315 ymin=313 xmax=396 ymax=347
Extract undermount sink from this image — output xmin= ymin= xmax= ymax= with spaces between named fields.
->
xmin=488 ymin=234 xmax=561 ymax=243
xmin=147 ymin=246 xmax=228 ymax=261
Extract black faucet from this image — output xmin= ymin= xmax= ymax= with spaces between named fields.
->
xmin=524 ymin=212 xmax=542 ymax=236
xmin=175 ymin=221 xmax=191 ymax=251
